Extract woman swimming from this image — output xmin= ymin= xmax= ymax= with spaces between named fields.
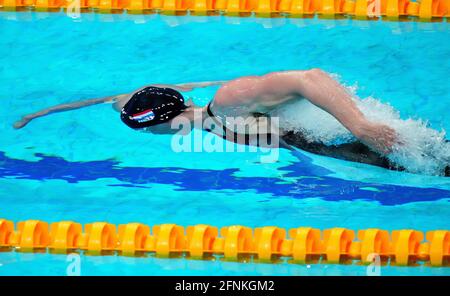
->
xmin=12 ymin=69 xmax=449 ymax=176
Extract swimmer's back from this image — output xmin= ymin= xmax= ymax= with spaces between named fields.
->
xmin=212 ymin=73 xmax=305 ymax=118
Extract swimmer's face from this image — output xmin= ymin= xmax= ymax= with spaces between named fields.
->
xmin=138 ymin=115 xmax=193 ymax=135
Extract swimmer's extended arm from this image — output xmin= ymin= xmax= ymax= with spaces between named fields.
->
xmin=13 ymin=94 xmax=126 ymax=129
xmin=153 ymin=81 xmax=228 ymax=92
xmin=13 ymin=81 xmax=227 ymax=129
xmin=175 ymin=81 xmax=228 ymax=90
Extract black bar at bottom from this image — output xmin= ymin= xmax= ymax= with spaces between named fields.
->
xmin=0 ymin=276 xmax=446 ymax=295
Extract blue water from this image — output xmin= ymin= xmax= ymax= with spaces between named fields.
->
xmin=0 ymin=11 xmax=449 ymax=276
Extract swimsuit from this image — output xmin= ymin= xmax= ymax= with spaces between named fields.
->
xmin=204 ymin=102 xmax=450 ymax=176
xmin=204 ymin=102 xmax=271 ymax=146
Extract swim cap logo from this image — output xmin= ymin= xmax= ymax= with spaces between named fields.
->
xmin=130 ymin=109 xmax=155 ymax=123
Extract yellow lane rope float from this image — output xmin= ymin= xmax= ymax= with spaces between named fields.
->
xmin=0 ymin=0 xmax=448 ymax=20
xmin=0 ymin=219 xmax=449 ymax=266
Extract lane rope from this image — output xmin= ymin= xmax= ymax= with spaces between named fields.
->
xmin=1 ymin=219 xmax=449 ymax=266
xmin=0 ymin=0 xmax=448 ymax=21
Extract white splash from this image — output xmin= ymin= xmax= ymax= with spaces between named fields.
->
xmin=358 ymin=97 xmax=449 ymax=176
xmin=271 ymin=93 xmax=449 ymax=177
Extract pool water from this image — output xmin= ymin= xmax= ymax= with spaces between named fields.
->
xmin=0 ymin=11 xmax=449 ymax=276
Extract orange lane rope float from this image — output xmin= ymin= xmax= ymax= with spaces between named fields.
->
xmin=0 ymin=0 xmax=448 ymax=21
xmin=0 ymin=219 xmax=449 ymax=266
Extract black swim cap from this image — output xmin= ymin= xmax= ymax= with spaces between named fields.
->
xmin=121 ymin=86 xmax=188 ymax=129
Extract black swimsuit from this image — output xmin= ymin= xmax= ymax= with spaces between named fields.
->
xmin=204 ymin=102 xmax=450 ymax=176
xmin=204 ymin=102 xmax=255 ymax=146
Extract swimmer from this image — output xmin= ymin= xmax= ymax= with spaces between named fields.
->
xmin=14 ymin=69 xmax=421 ymax=173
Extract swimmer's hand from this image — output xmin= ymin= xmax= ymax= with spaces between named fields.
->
xmin=354 ymin=123 xmax=398 ymax=155
xmin=13 ymin=116 xmax=32 ymax=129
